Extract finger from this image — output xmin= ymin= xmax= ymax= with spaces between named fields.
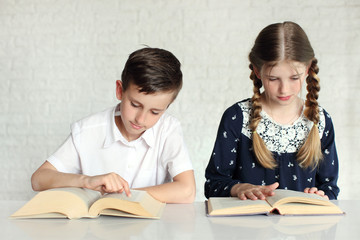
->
xmin=238 ymin=193 xmax=247 ymax=200
xmin=315 ymin=190 xmax=325 ymax=197
xmin=101 ymin=185 xmax=107 ymax=195
xmin=309 ymin=187 xmax=318 ymax=194
xmin=268 ymin=182 xmax=279 ymax=190
xmin=103 ymin=178 xmax=118 ymax=193
xmin=262 ymin=188 xmax=276 ymax=197
xmin=262 ymin=183 xmax=278 ymax=196
xmin=315 ymin=190 xmax=329 ymax=200
xmin=117 ymin=186 xmax=124 ymax=193
xmin=304 ymin=188 xmax=310 ymax=193
xmin=254 ymin=190 xmax=266 ymax=200
xmin=122 ymin=182 xmax=131 ymax=197
xmin=245 ymin=191 xmax=259 ymax=200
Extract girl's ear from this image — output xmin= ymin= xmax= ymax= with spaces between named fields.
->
xmin=254 ymin=67 xmax=261 ymax=79
xmin=116 ymin=80 xmax=123 ymax=101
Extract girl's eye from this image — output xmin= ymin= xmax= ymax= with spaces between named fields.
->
xmin=269 ymin=78 xmax=277 ymax=81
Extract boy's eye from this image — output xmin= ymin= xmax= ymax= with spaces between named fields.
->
xmin=131 ymin=102 xmax=139 ymax=108
xmin=151 ymin=111 xmax=160 ymax=115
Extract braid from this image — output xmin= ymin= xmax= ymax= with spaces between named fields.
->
xmin=304 ymin=58 xmax=320 ymax=124
xmin=297 ymin=58 xmax=323 ymax=169
xmin=248 ymin=21 xmax=321 ymax=170
xmin=249 ymin=64 xmax=277 ymax=169
xmin=249 ymin=64 xmax=262 ymax=131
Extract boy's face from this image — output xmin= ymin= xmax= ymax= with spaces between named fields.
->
xmin=115 ymin=80 xmax=174 ymax=141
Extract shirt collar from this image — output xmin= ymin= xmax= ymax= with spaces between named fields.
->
xmin=103 ymin=103 xmax=155 ymax=148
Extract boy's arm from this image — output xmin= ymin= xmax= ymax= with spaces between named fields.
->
xmin=31 ymin=161 xmax=86 ymax=191
xmin=31 ymin=161 xmax=131 ymax=196
xmin=136 ymin=170 xmax=195 ymax=203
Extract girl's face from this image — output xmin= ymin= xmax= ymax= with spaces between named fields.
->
xmin=258 ymin=61 xmax=308 ymax=108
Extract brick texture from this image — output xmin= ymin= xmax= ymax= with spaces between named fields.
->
xmin=0 ymin=0 xmax=359 ymax=200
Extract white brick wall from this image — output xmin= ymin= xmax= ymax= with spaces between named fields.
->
xmin=1 ymin=0 xmax=359 ymax=201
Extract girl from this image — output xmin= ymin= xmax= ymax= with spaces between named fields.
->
xmin=204 ymin=21 xmax=339 ymax=200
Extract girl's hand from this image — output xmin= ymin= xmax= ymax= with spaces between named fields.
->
xmin=304 ymin=187 xmax=329 ymax=200
xmin=84 ymin=172 xmax=131 ymax=196
xmin=231 ymin=182 xmax=279 ymax=200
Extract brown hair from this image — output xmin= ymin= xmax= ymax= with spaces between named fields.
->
xmin=121 ymin=47 xmax=183 ymax=101
xmin=248 ymin=21 xmax=322 ymax=169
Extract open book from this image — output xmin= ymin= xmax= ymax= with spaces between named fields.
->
xmin=11 ymin=187 xmax=165 ymax=219
xmin=206 ymin=189 xmax=344 ymax=216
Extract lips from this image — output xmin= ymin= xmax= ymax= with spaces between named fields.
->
xmin=130 ymin=122 xmax=143 ymax=130
xmin=278 ymin=96 xmax=291 ymax=101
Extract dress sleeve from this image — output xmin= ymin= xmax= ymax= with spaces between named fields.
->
xmin=204 ymin=104 xmax=243 ymax=198
xmin=316 ymin=110 xmax=340 ymax=200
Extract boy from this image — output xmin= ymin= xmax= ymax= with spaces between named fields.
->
xmin=31 ymin=47 xmax=196 ymax=203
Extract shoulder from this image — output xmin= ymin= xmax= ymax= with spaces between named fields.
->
xmin=151 ymin=112 xmax=182 ymax=136
xmin=70 ymin=106 xmax=115 ymax=135
xmin=318 ymin=106 xmax=336 ymax=137
xmin=221 ymin=98 xmax=251 ymax=123
xmin=319 ymin=106 xmax=333 ymax=122
xmin=157 ymin=112 xmax=180 ymax=127
xmin=318 ymin=106 xmax=335 ymax=128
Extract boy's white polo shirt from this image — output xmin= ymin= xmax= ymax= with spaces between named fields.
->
xmin=47 ymin=104 xmax=193 ymax=188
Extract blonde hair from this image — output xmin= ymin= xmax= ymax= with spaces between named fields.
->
xmin=248 ymin=22 xmax=323 ymax=170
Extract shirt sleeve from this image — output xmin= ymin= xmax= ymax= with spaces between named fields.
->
xmin=316 ymin=110 xmax=340 ymax=200
xmin=47 ymin=133 xmax=82 ymax=174
xmin=160 ymin=117 xmax=193 ymax=178
xmin=204 ymin=104 xmax=243 ymax=198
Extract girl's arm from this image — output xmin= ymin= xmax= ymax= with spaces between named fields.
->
xmin=205 ymin=104 xmax=245 ymax=198
xmin=315 ymin=109 xmax=340 ymax=200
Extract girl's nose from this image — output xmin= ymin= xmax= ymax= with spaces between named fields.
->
xmin=279 ymin=80 xmax=289 ymax=93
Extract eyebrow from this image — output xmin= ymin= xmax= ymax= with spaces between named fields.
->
xmin=130 ymin=99 xmax=166 ymax=112
xmin=266 ymin=72 xmax=304 ymax=78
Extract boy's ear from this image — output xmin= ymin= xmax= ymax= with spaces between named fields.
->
xmin=116 ymin=80 xmax=123 ymax=101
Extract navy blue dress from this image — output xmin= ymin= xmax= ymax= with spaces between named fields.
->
xmin=204 ymin=99 xmax=339 ymax=200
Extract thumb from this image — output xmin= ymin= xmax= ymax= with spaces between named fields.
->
xmin=268 ymin=182 xmax=279 ymax=190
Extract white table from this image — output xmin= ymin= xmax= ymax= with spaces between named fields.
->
xmin=1 ymin=200 xmax=359 ymax=239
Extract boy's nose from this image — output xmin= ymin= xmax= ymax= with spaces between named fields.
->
xmin=135 ymin=111 xmax=146 ymax=125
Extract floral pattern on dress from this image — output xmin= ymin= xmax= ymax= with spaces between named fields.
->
xmin=239 ymin=100 xmax=326 ymax=154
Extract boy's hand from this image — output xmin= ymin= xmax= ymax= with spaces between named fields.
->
xmin=84 ymin=172 xmax=131 ymax=197
xmin=304 ymin=187 xmax=329 ymax=200
xmin=231 ymin=182 xmax=279 ymax=200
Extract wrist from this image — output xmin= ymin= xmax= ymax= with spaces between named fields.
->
xmin=230 ymin=183 xmax=252 ymax=197
xmin=230 ymin=183 xmax=243 ymax=197
xmin=79 ymin=175 xmax=90 ymax=189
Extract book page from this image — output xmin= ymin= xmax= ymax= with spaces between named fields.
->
xmin=54 ymin=188 xmax=102 ymax=209
xmin=266 ymin=189 xmax=331 ymax=208
xmin=208 ymin=197 xmax=271 ymax=216
xmin=101 ymin=189 xmax=147 ymax=203
xmin=89 ymin=190 xmax=165 ymax=218
xmin=11 ymin=188 xmax=102 ymax=219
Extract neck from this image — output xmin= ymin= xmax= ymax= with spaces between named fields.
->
xmin=261 ymin=94 xmax=303 ymax=125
